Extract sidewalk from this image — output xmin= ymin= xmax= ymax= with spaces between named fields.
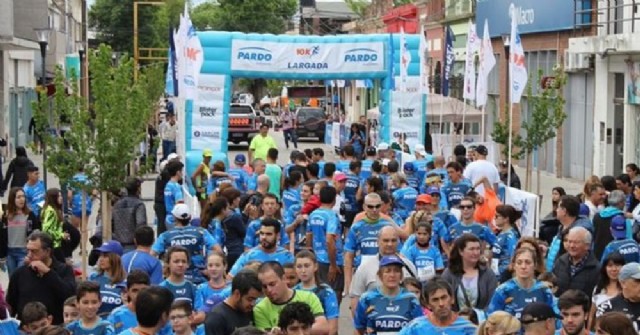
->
xmin=512 ymin=165 xmax=584 ymax=216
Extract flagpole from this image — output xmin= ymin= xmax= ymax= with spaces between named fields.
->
xmin=461 ymin=99 xmax=467 ymax=143
xmin=481 ymin=105 xmax=486 ymax=141
xmin=439 ymin=95 xmax=444 ymax=149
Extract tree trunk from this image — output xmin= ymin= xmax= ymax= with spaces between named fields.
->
xmin=537 ymin=144 xmax=546 ymax=197
xmin=525 ymin=151 xmax=532 ymax=192
xmin=101 ymin=190 xmax=112 ymax=241
xmin=81 ymin=191 xmax=88 ymax=280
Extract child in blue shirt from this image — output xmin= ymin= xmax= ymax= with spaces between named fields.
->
xmin=66 ymin=281 xmax=115 ymax=335
xmin=160 ymin=247 xmax=197 ymax=306
xmin=401 ymin=222 xmax=444 ymax=283
xmin=194 ymin=252 xmax=231 ymax=322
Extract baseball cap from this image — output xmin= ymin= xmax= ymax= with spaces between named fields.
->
xmin=611 ymin=215 xmax=627 ymax=239
xmin=202 ymin=148 xmax=213 ymax=157
xmin=96 ymin=240 xmax=124 ymax=256
xmin=416 ymin=194 xmax=433 ymax=204
xmin=365 ymin=146 xmax=377 ymax=156
xmin=333 ymin=172 xmax=347 ymax=182
xmin=403 ymin=162 xmax=415 ymax=172
xmin=520 ymin=302 xmax=561 ymax=324
xmin=235 ymin=154 xmax=246 ymax=164
xmin=579 ymin=203 xmax=590 ymax=217
xmin=379 ymin=255 xmax=405 ymax=267
xmin=167 ymin=153 xmax=179 ymax=161
xmin=382 ymin=159 xmax=390 ymax=166
xmin=172 ymin=203 xmax=191 ymax=220
xmin=619 ymin=262 xmax=640 ymax=281
xmin=414 ymin=144 xmax=427 ymax=156
xmin=377 ymin=142 xmax=389 ymax=151
xmin=426 ymin=186 xmax=440 ymax=196
xmin=475 ymin=145 xmax=488 ymax=156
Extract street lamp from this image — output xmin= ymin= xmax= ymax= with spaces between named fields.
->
xmin=502 ymin=33 xmax=511 ymax=105
xmin=35 ymin=27 xmax=51 ymax=189
xmin=76 ymin=40 xmax=86 ymax=99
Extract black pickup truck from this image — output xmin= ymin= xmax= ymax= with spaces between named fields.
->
xmin=228 ymin=103 xmax=261 ymax=145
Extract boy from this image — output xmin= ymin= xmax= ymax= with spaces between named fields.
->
xmin=23 ymin=165 xmax=46 ymax=217
xmin=66 ymin=281 xmax=114 ymax=335
xmin=601 ymin=215 xmax=640 ymax=264
xmin=283 ymin=263 xmax=299 ymax=289
xmin=108 ymin=270 xmax=150 ymax=334
xmin=169 ymin=300 xmax=204 ymax=335
xmin=21 ymin=302 xmax=52 ymax=334
xmin=63 ymin=297 xmax=79 ymax=325
xmin=164 ymin=160 xmax=185 ymax=231
xmin=277 ymin=302 xmax=314 ymax=335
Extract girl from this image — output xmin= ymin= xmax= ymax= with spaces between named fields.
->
xmin=0 ymin=187 xmax=41 ymax=275
xmin=282 ymin=171 xmax=303 ymax=213
xmin=353 ymin=255 xmax=423 ymax=335
xmin=194 ymin=251 xmax=231 ymax=324
xmin=201 ymin=197 xmax=229 ymax=253
xmin=589 ymin=252 xmax=624 ymax=330
xmin=89 ymin=240 xmax=126 ymax=316
xmin=160 ymin=246 xmax=197 ymax=306
xmin=218 ymin=188 xmax=247 ymax=270
xmin=41 ymin=188 xmax=67 ymax=262
xmin=285 ymin=181 xmax=314 ymax=253
xmin=348 ymin=123 xmax=365 ymax=159
xmin=400 ymin=222 xmax=444 ymax=283
xmin=492 ymin=205 xmax=521 ymax=278
xmin=294 ymin=250 xmax=339 ymax=335
xmin=487 ymin=248 xmax=555 ymax=318
xmin=441 ymin=234 xmax=498 ymax=311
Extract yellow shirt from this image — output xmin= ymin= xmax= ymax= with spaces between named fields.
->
xmin=249 ymin=134 xmax=277 ymax=161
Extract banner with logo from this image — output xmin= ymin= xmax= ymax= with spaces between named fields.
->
xmin=504 ymin=187 xmax=539 ymax=237
xmin=230 ymin=40 xmax=385 ymax=75
xmin=390 ymin=76 xmax=423 ymax=153
xmin=189 ymin=74 xmax=226 ymax=151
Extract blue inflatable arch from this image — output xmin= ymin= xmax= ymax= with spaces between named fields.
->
xmin=184 ymin=31 xmax=424 ymax=180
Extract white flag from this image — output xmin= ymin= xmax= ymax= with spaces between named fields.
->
xmin=463 ymin=20 xmax=480 ymax=100
xmin=177 ymin=3 xmax=203 ymax=100
xmin=399 ymin=27 xmax=411 ymax=92
xmin=419 ymin=25 xmax=429 ymax=95
xmin=510 ymin=4 xmax=528 ymax=103
xmin=476 ymin=19 xmax=496 ymax=107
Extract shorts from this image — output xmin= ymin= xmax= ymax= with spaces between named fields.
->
xmin=318 ymin=263 xmax=345 ymax=293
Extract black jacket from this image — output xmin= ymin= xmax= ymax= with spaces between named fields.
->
xmin=552 ymin=252 xmax=601 ymax=297
xmin=154 ymin=169 xmax=170 ymax=204
xmin=1 ymin=156 xmax=33 ymax=191
xmin=0 ymin=211 xmax=41 ymax=258
xmin=6 ymin=258 xmax=76 ymax=325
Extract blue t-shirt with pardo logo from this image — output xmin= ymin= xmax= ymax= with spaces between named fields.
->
xmin=345 ymin=218 xmax=392 ymax=267
xmin=160 ymin=278 xmax=197 ymax=305
xmin=88 ymin=272 xmax=125 ymax=316
xmin=152 ymin=226 xmax=217 ymax=284
xmin=487 ymin=279 xmax=556 ymax=318
xmin=354 ymin=287 xmax=423 ymax=334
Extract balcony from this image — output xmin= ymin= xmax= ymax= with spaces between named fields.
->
xmin=444 ymin=0 xmax=473 ymax=22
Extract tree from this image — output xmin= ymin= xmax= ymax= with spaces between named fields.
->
xmin=32 ymin=45 xmax=163 ymax=265
xmin=212 ymin=0 xmax=298 ymax=34
xmin=491 ymin=105 xmax=525 ymax=160
xmin=151 ymin=0 xmax=187 ymax=48
xmin=89 ymin=0 xmax=162 ymax=54
xmin=191 ymin=2 xmax=220 ymax=30
xmin=345 ymin=0 xmax=370 ymax=17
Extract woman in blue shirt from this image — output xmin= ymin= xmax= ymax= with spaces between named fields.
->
xmin=354 ymin=255 xmax=424 ymax=335
xmin=89 ymin=240 xmax=126 ymax=317
xmin=492 ymin=205 xmax=521 ymax=278
xmin=294 ymin=250 xmax=339 ymax=335
xmin=348 ymin=123 xmax=365 ymax=159
xmin=487 ymin=248 xmax=555 ymax=319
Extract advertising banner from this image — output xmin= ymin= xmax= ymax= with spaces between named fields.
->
xmin=505 ymin=187 xmax=539 ymax=237
xmin=476 ymin=0 xmax=575 ymax=37
xmin=190 ymin=74 xmax=226 ymax=151
xmin=391 ymin=77 xmax=423 ymax=153
xmin=230 ymin=40 xmax=385 ymax=75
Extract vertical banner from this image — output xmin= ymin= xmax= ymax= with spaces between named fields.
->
xmin=390 ymin=76 xmax=423 ymax=153
xmin=509 ymin=3 xmax=528 ymax=104
xmin=442 ymin=26 xmax=456 ymax=97
xmin=419 ymin=25 xmax=429 ymax=95
xmin=462 ymin=20 xmax=480 ymax=100
xmin=189 ymin=74 xmax=226 ymax=151
xmin=505 ymin=187 xmax=539 ymax=237
xmin=476 ymin=19 xmax=496 ymax=107
xmin=399 ymin=27 xmax=411 ymax=92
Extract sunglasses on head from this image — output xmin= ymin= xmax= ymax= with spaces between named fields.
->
xmin=366 ymin=204 xmax=382 ymax=209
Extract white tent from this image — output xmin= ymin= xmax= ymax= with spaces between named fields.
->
xmin=426 ymin=94 xmax=484 ymax=123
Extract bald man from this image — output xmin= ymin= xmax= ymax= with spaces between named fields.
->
xmin=256 ymin=174 xmax=270 ymax=196
xmin=348 ymin=226 xmax=417 ymax=316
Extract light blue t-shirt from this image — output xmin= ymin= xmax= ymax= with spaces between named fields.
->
xmin=229 ymin=246 xmax=294 ymax=276
xmin=121 ymin=250 xmax=163 ymax=285
xmin=160 ymin=278 xmax=197 ymax=305
xmin=164 ymin=180 xmax=184 ymax=229
xmin=194 ymin=282 xmax=232 ymax=313
xmin=23 ymin=180 xmax=46 ymax=217
xmin=89 ymin=272 xmax=125 ymax=316
xmin=69 ymin=173 xmax=92 ymax=216
xmin=66 ymin=318 xmax=114 ymax=335
xmin=308 ymin=208 xmax=343 ymax=266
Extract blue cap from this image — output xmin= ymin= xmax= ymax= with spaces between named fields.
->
xmin=579 ymin=203 xmax=590 ymax=217
xmin=403 ymin=162 xmax=415 ymax=172
xmin=426 ymin=186 xmax=440 ymax=195
xmin=235 ymin=154 xmax=246 ymax=163
xmin=96 ymin=240 xmax=123 ymax=256
xmin=611 ymin=215 xmax=627 ymax=239
xmin=379 ymin=255 xmax=405 ymax=267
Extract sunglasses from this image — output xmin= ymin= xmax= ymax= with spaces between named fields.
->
xmin=459 ymin=205 xmax=474 ymax=209
xmin=366 ymin=204 xmax=382 ymax=209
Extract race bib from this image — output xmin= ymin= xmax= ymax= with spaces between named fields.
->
xmin=418 ymin=265 xmax=435 ymax=282
xmin=491 ymin=258 xmax=499 ymax=274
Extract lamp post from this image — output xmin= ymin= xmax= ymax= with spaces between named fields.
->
xmin=501 ymin=33 xmax=511 ymax=107
xmin=35 ymin=28 xmax=51 ymax=189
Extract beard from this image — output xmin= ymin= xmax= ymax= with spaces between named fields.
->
xmin=261 ymin=240 xmax=276 ymax=250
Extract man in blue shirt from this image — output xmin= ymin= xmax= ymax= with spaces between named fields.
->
xmin=23 ymin=165 xmax=46 ymax=217
xmin=449 ymin=197 xmax=496 ymax=247
xmin=68 ymin=167 xmax=93 ymax=229
xmin=229 ymin=218 xmax=295 ymax=276
xmin=336 ymin=145 xmax=355 ymax=173
xmin=343 ymin=161 xmax=362 ymax=232
xmin=399 ymin=278 xmax=475 ymax=335
xmin=601 ymin=215 xmax=640 ymax=264
xmin=360 ymin=147 xmax=377 ymax=181
xmin=403 ymin=163 xmax=421 ymax=191
xmin=121 ymin=226 xmax=163 ymax=285
xmin=152 ymin=204 xmax=217 ymax=284
xmin=244 ymin=193 xmax=289 ymax=250
xmin=412 ymin=144 xmax=433 ymax=182
xmin=227 ymin=154 xmax=250 ymax=193
xmin=307 ymin=186 xmax=344 ymax=301
xmin=556 ymin=290 xmax=592 ymax=335
xmin=312 ymin=148 xmax=326 ymax=178
xmin=163 ymin=160 xmax=184 ymax=231
xmin=441 ymin=161 xmax=472 ymax=210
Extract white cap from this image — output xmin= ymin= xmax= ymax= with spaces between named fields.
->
xmin=172 ymin=203 xmax=191 ymax=220
xmin=382 ymin=158 xmax=390 ymax=166
xmin=159 ymin=160 xmax=168 ymax=172
xmin=167 ymin=153 xmax=180 ymax=161
xmin=414 ymin=144 xmax=427 ymax=157
xmin=377 ymin=142 xmax=389 ymax=151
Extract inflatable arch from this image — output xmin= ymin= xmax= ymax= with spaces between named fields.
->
xmin=183 ymin=31 xmax=424 ymax=182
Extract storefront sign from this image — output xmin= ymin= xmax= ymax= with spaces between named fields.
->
xmin=230 ymin=40 xmax=385 ymax=74
xmin=476 ymin=0 xmax=575 ymax=37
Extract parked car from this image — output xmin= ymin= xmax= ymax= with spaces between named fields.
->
xmin=228 ymin=103 xmax=261 ymax=145
xmin=295 ymin=107 xmax=326 ymax=142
